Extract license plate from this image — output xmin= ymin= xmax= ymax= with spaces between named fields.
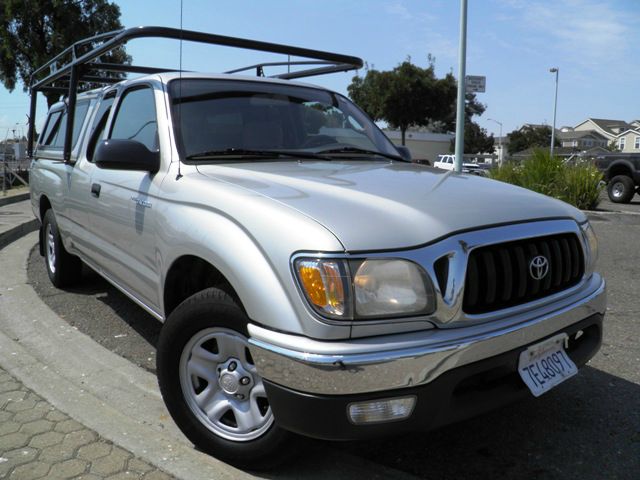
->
xmin=518 ymin=333 xmax=578 ymax=397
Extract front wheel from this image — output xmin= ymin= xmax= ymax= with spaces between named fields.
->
xmin=607 ymin=175 xmax=635 ymax=203
xmin=156 ymin=287 xmax=295 ymax=469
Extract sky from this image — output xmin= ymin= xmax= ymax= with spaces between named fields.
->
xmin=1 ymin=0 xmax=639 ymax=140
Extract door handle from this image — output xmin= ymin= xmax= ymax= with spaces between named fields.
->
xmin=91 ymin=183 xmax=101 ymax=198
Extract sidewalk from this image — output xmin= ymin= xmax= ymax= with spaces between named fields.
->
xmin=0 ymin=367 xmax=173 ymax=479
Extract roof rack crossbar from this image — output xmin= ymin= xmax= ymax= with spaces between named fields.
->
xmin=273 ymin=63 xmax=361 ymax=80
xmin=85 ymin=62 xmax=183 ymax=75
xmin=27 ymin=25 xmax=363 ymax=160
xmin=225 ymin=60 xmax=334 ymax=75
xmin=36 ymin=87 xmax=70 ymax=94
xmin=35 ymin=63 xmax=184 ymax=90
xmin=78 ymin=76 xmax=124 ymax=84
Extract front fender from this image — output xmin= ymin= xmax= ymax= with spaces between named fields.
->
xmin=156 ymin=201 xmax=350 ymax=340
xmin=605 ymin=160 xmax=636 ymax=182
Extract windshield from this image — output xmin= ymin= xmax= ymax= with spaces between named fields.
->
xmin=168 ymin=78 xmax=400 ymax=160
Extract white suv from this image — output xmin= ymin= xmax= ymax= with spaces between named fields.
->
xmin=435 ymin=154 xmax=489 ymax=176
xmin=434 ymin=154 xmax=457 ymax=170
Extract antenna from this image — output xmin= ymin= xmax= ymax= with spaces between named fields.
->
xmin=176 ymin=0 xmax=184 ymax=180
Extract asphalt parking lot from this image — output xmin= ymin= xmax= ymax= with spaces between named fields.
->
xmin=26 ymin=208 xmax=640 ymax=480
xmin=594 ymin=192 xmax=640 ymax=215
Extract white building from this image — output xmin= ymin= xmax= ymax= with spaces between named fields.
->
xmin=384 ymin=130 xmax=454 ymax=163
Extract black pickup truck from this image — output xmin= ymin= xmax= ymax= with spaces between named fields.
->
xmin=594 ymin=153 xmax=640 ymax=203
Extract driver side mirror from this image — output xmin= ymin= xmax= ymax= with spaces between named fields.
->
xmin=94 ymin=139 xmax=160 ymax=173
xmin=396 ymin=145 xmax=412 ymax=162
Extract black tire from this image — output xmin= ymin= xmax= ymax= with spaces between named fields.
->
xmin=42 ymin=210 xmax=82 ymax=288
xmin=157 ymin=287 xmax=296 ymax=470
xmin=607 ymin=175 xmax=635 ymax=203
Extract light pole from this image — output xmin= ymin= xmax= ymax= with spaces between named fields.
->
xmin=549 ymin=67 xmax=559 ymax=158
xmin=487 ymin=118 xmax=503 ymax=165
xmin=454 ymin=0 xmax=468 ymax=173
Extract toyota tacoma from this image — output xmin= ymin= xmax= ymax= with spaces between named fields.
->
xmin=28 ymin=27 xmax=606 ymax=469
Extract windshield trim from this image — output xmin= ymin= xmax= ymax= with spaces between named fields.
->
xmin=185 ymin=148 xmax=332 ymax=161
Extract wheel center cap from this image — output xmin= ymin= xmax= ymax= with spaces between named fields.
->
xmin=220 ymin=373 xmax=239 ymax=394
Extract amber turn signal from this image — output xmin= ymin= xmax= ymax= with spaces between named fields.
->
xmin=296 ymin=259 xmax=346 ymax=317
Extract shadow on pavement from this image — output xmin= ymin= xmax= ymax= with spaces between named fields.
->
xmin=342 ymin=365 xmax=640 ymax=480
xmin=28 ymin=246 xmax=161 ymax=372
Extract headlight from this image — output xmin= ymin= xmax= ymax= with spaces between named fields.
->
xmin=294 ymin=257 xmax=435 ymax=320
xmin=353 ymin=260 xmax=434 ymax=317
xmin=581 ymin=221 xmax=598 ymax=276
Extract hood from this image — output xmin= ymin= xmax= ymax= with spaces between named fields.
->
xmin=197 ymin=161 xmax=585 ymax=251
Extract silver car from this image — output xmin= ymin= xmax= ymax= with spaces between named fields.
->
xmin=29 ymin=31 xmax=605 ymax=470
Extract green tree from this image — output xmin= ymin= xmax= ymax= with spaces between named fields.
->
xmin=0 ymin=0 xmax=128 ymax=107
xmin=348 ymin=58 xmax=481 ymax=145
xmin=450 ymin=121 xmax=495 ymax=154
xmin=438 ymin=90 xmax=486 ymax=133
xmin=506 ymin=125 xmax=559 ymax=155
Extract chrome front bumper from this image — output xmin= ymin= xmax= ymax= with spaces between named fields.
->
xmin=247 ymin=274 xmax=606 ymax=395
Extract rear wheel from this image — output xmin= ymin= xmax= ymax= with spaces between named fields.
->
xmin=607 ymin=175 xmax=635 ymax=203
xmin=42 ymin=210 xmax=82 ymax=288
xmin=157 ymin=287 xmax=294 ymax=469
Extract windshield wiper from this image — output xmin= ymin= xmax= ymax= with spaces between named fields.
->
xmin=185 ymin=148 xmax=329 ymax=161
xmin=316 ymin=146 xmax=404 ymax=162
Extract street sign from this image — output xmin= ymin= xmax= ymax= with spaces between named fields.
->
xmin=466 ymin=75 xmax=486 ymax=93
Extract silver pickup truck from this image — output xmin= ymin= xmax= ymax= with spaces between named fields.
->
xmin=28 ymin=28 xmax=605 ymax=469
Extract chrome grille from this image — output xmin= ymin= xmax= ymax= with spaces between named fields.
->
xmin=463 ymin=233 xmax=584 ymax=314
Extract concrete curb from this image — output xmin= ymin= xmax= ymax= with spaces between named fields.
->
xmin=0 ymin=223 xmax=418 ymax=479
xmin=0 ymin=217 xmax=39 ymax=250
xmin=586 ymin=209 xmax=640 ymax=217
xmin=0 ymin=191 xmax=30 ymax=208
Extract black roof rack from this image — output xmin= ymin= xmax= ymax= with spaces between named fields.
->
xmin=27 ymin=26 xmax=363 ymax=160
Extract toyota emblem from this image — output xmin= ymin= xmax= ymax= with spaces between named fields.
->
xmin=529 ymin=255 xmax=549 ymax=280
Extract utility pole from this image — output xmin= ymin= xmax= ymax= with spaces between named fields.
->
xmin=454 ymin=0 xmax=468 ymax=173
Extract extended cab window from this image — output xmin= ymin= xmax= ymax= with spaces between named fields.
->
xmin=39 ymin=110 xmax=63 ymax=146
xmin=38 ymin=101 xmax=90 ymax=149
xmin=109 ymin=87 xmax=158 ymax=151
xmin=86 ymin=95 xmax=115 ymax=162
